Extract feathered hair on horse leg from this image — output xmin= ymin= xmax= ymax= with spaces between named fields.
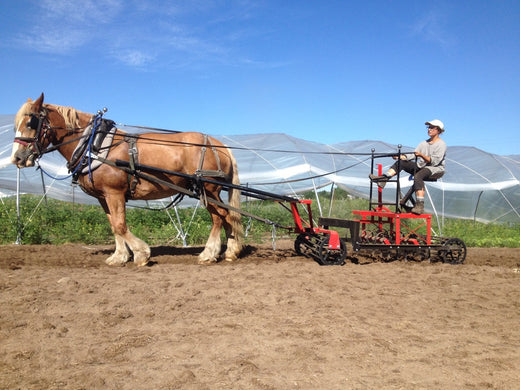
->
xmin=223 ymin=150 xmax=244 ymax=261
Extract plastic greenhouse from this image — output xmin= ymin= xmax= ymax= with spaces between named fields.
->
xmin=1 ymin=114 xmax=519 ymax=226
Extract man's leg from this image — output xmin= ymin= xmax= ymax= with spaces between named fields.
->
xmin=411 ymin=168 xmax=431 ymax=214
xmin=369 ymin=160 xmax=416 ymax=189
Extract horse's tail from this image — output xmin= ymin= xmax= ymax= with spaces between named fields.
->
xmin=227 ymin=149 xmax=244 ymax=254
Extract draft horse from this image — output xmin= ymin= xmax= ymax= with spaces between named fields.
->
xmin=11 ymin=93 xmax=244 ymax=266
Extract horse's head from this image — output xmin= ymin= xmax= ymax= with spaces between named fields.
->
xmin=11 ymin=93 xmax=51 ymax=168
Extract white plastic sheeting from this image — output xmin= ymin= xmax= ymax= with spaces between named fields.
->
xmin=1 ymin=114 xmax=519 ymax=223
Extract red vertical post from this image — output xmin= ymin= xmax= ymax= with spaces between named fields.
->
xmin=377 ymin=163 xmax=383 ymax=209
xmin=426 ymin=215 xmax=431 ymax=245
xmin=290 ymin=201 xmax=304 ymax=233
xmin=395 ymin=214 xmax=401 ymax=244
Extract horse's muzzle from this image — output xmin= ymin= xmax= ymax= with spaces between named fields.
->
xmin=11 ymin=148 xmax=36 ymax=168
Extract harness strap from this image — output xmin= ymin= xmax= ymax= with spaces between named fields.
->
xmin=91 ymin=155 xmax=290 ymax=228
xmin=95 ymin=156 xmax=201 ymax=201
xmin=124 ymin=135 xmax=140 ymax=199
xmin=195 ymin=134 xmax=227 ymax=179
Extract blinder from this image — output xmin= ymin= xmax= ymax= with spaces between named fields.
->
xmin=27 ymin=114 xmax=40 ymax=130
xmin=14 ymin=111 xmax=49 ymax=159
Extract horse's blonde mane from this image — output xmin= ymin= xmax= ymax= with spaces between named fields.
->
xmin=15 ymin=100 xmax=90 ymax=132
xmin=47 ymin=104 xmax=88 ymax=130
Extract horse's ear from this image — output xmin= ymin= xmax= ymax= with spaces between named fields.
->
xmin=34 ymin=93 xmax=44 ymax=111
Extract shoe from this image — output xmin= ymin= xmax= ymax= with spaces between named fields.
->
xmin=369 ymin=174 xmax=389 ymax=189
xmin=411 ymin=201 xmax=424 ymax=215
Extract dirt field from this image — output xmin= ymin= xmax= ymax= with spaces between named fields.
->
xmin=1 ymin=242 xmax=519 ymax=389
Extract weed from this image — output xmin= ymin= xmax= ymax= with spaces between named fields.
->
xmin=1 ymin=194 xmax=518 ymax=247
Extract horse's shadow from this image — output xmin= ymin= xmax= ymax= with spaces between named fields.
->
xmin=93 ymin=245 xmax=204 ymax=256
xmin=93 ymin=244 xmax=260 ymax=266
xmin=152 ymin=244 xmax=258 ymax=258
xmin=92 ymin=245 xmax=205 ymax=267
xmin=151 ymin=245 xmax=204 ymax=257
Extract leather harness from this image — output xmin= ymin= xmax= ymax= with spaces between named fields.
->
xmin=122 ymin=133 xmax=228 ymax=202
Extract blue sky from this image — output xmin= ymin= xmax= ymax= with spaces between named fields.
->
xmin=1 ymin=0 xmax=519 ymax=155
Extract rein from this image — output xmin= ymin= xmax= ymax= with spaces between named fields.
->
xmin=118 ymin=131 xmax=397 ymax=158
xmin=42 ymin=134 xmax=90 ymax=154
xmin=23 ymin=106 xmax=400 ymax=191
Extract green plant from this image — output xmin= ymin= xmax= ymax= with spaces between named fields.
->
xmin=1 ymin=194 xmax=518 ymax=247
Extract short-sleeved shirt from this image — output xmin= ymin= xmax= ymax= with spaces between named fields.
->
xmin=406 ymin=138 xmax=447 ymax=175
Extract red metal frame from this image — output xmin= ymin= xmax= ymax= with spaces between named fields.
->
xmin=289 ymin=199 xmax=341 ymax=250
xmin=356 ymin=163 xmax=432 ymax=246
xmin=285 ymin=159 xmax=434 ymax=252
xmin=353 ymin=209 xmax=431 ymax=245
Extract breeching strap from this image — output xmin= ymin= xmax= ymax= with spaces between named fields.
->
xmin=196 ymin=134 xmax=227 ymax=179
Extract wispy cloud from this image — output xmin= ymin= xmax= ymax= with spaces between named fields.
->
xmin=112 ymin=49 xmax=155 ymax=68
xmin=19 ymin=27 xmax=88 ymax=54
xmin=236 ymin=58 xmax=291 ymax=70
xmin=39 ymin=0 xmax=122 ymax=24
xmin=14 ymin=0 xmax=123 ymax=54
xmin=411 ymin=8 xmax=455 ymax=49
xmin=11 ymin=0 xmax=284 ymax=70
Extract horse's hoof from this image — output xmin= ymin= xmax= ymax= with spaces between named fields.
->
xmin=133 ymin=249 xmax=151 ymax=267
xmin=198 ymin=257 xmax=218 ymax=265
xmin=105 ymin=256 xmax=126 ymax=266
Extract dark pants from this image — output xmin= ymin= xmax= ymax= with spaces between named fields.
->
xmin=390 ymin=160 xmax=434 ymax=192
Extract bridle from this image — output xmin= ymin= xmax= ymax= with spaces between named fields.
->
xmin=14 ymin=108 xmax=52 ymax=160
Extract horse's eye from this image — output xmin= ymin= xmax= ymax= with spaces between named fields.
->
xmin=27 ymin=115 xmax=39 ymax=130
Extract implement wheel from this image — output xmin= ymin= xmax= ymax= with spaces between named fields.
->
xmin=294 ymin=233 xmax=315 ymax=258
xmin=317 ymin=236 xmax=347 ymax=266
xmin=441 ymin=238 xmax=467 ymax=264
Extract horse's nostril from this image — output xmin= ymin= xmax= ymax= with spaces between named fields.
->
xmin=11 ymin=151 xmax=27 ymax=167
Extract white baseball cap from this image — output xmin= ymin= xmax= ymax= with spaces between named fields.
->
xmin=425 ymin=119 xmax=445 ymax=132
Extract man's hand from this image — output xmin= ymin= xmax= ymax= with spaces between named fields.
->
xmin=415 ymin=151 xmax=430 ymax=163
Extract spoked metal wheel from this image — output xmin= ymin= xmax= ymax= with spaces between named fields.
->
xmin=317 ymin=236 xmax=347 ymax=266
xmin=294 ymin=233 xmax=316 ymax=258
xmin=440 ymin=238 xmax=467 ymax=264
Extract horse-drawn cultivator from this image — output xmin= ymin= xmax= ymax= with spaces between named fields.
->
xmin=279 ymin=152 xmax=467 ymax=266
xmin=279 ymin=198 xmax=466 ymax=266
xmin=12 ymin=95 xmax=466 ymax=266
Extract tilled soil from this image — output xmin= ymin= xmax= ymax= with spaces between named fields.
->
xmin=1 ymin=242 xmax=519 ymax=389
